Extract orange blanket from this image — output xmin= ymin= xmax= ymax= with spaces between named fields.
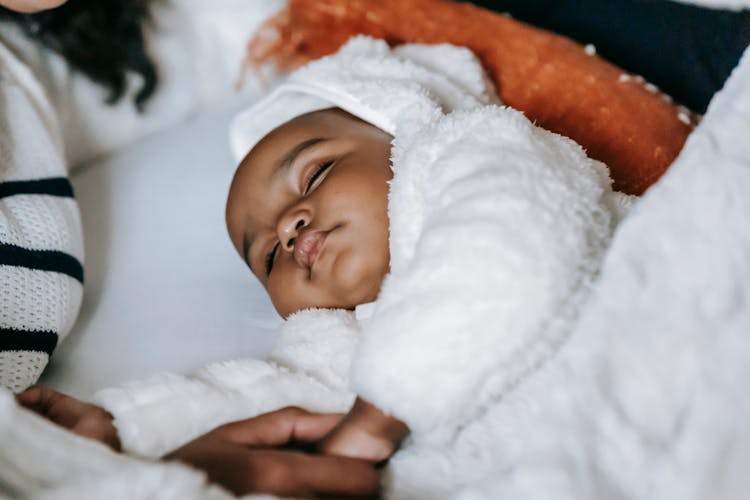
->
xmin=246 ymin=0 xmax=696 ymax=195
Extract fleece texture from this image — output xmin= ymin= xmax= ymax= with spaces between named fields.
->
xmin=452 ymin=44 xmax=750 ymax=500
xmin=230 ymin=36 xmax=499 ymax=162
xmin=351 ymin=105 xmax=626 ymax=442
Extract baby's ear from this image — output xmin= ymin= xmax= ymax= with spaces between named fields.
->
xmin=269 ymin=309 xmax=360 ymax=390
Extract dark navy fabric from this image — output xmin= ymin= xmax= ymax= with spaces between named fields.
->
xmin=470 ymin=0 xmax=750 ymax=112
xmin=0 ymin=328 xmax=58 ymax=355
xmin=0 ymin=243 xmax=84 ymax=283
xmin=0 ymin=177 xmax=75 ymax=199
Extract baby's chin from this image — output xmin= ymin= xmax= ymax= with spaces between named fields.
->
xmin=329 ymin=257 xmax=388 ymax=306
xmin=272 ymin=256 xmax=389 ymax=317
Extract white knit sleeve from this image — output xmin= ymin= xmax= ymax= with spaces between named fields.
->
xmin=0 ymin=44 xmax=83 ymax=393
xmin=350 ymin=107 xmax=619 ymax=442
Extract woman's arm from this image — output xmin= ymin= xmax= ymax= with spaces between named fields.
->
xmin=0 ymin=43 xmax=83 ymax=393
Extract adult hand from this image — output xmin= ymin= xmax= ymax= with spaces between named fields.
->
xmin=164 ymin=407 xmax=380 ymax=498
xmin=16 ymin=385 xmax=121 ymax=451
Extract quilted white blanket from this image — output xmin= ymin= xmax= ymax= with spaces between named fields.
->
xmin=0 ymin=41 xmax=747 ymax=500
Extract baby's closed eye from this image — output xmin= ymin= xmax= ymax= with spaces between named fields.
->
xmin=265 ymin=242 xmax=280 ymax=276
xmin=304 ymin=159 xmax=335 ymax=194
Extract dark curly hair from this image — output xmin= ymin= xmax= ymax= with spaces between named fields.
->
xmin=0 ymin=0 xmax=158 ymax=111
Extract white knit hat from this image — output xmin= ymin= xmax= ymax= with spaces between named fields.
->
xmin=229 ymin=82 xmax=396 ymax=162
xmin=229 ymin=36 xmax=499 ymax=163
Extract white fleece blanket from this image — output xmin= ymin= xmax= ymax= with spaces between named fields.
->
xmin=0 ymin=44 xmax=748 ymax=500
xmin=454 ymin=45 xmax=750 ymax=500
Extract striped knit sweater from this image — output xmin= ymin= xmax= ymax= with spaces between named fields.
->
xmin=0 ymin=42 xmax=83 ymax=393
xmin=0 ymin=0 xmax=287 ymax=393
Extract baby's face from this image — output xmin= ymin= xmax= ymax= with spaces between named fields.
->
xmin=226 ymin=109 xmax=393 ymax=317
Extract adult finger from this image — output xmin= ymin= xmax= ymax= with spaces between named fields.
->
xmin=16 ymin=385 xmax=64 ymax=415
xmin=215 ymin=407 xmax=345 ymax=446
xmin=167 ymin=441 xmax=379 ymax=498
xmin=16 ymin=386 xmax=83 ymax=431
xmin=249 ymin=449 xmax=380 ymax=498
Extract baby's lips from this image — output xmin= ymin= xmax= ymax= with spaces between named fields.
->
xmin=293 ymin=229 xmax=327 ymax=270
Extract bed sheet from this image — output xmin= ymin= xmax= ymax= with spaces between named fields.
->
xmin=41 ymin=98 xmax=281 ymax=399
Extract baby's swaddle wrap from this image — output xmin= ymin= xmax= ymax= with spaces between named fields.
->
xmin=233 ymin=36 xmax=630 ymax=493
xmin=99 ymin=36 xmax=631 ymax=496
xmin=235 ymin=35 xmax=626 ymax=438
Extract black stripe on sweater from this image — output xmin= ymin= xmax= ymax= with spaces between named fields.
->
xmin=0 ymin=243 xmax=83 ymax=283
xmin=0 ymin=328 xmax=57 ymax=355
xmin=0 ymin=177 xmax=75 ymax=199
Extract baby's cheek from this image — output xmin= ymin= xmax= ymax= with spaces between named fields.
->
xmin=268 ymin=275 xmax=307 ymax=318
xmin=331 ymin=247 xmax=388 ymax=306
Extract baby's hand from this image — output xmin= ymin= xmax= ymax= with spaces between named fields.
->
xmin=16 ymin=386 xmax=121 ymax=451
xmin=318 ymin=398 xmax=409 ymax=463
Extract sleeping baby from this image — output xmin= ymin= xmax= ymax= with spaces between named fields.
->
xmin=18 ymin=36 xmax=658 ymax=497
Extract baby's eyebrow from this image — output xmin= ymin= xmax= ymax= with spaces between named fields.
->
xmin=241 ymin=137 xmax=329 ymax=270
xmin=274 ymin=137 xmax=328 ymax=180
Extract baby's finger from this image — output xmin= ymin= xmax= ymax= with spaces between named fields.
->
xmin=215 ymin=407 xmax=344 ymax=447
xmin=319 ymin=424 xmax=396 ymax=463
xmin=319 ymin=398 xmax=409 ymax=462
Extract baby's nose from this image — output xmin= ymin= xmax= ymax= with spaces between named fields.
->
xmin=279 ymin=212 xmax=309 ymax=251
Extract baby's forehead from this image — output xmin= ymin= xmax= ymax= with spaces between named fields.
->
xmin=235 ymin=108 xmax=376 ymax=179
xmin=229 ymin=108 xmax=385 ymax=204
xmin=238 ymin=110 xmax=332 ymax=166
